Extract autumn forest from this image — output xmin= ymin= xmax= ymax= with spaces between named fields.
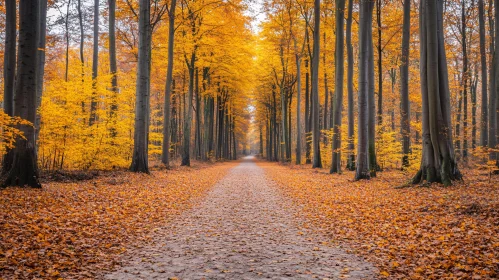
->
xmin=1 ymin=0 xmax=499 ymax=279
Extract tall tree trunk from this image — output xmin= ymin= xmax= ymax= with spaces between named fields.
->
xmin=472 ymin=76 xmax=478 ymax=149
xmin=412 ymin=0 xmax=461 ymax=186
xmin=355 ymin=0 xmax=374 ymax=180
xmin=35 ymin=0 xmax=48 ymax=142
xmin=1 ymin=0 xmax=42 ymax=188
xmin=489 ymin=0 xmax=497 ymax=159
xmin=376 ymin=0 xmax=383 ymax=126
xmin=312 ymin=0 xmax=322 ymax=168
xmin=305 ymin=59 xmax=311 ymax=164
xmin=323 ymin=30 xmax=329 ymax=132
xmin=182 ymin=52 xmax=196 ymax=166
xmin=295 ymin=53 xmax=302 ymax=164
xmin=89 ymin=0 xmax=99 ymax=126
xmin=64 ymin=0 xmax=71 ymax=82
xmin=130 ymin=0 xmax=151 ymax=173
xmin=2 ymin=0 xmax=17 ymax=174
xmin=462 ymin=0 xmax=469 ymax=161
xmin=495 ymin=0 xmax=499 ymax=163
xmin=400 ymin=0 xmax=411 ymax=168
xmin=346 ymin=0 xmax=355 ymax=170
xmin=367 ymin=3 xmax=377 ymax=176
xmin=109 ymin=0 xmax=119 ymax=138
xmin=479 ymin=0 xmax=488 ymax=147
xmin=161 ymin=0 xmax=177 ymax=166
xmin=331 ymin=0 xmax=345 ymax=173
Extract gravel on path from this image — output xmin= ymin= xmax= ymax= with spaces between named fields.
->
xmin=104 ymin=157 xmax=377 ymax=280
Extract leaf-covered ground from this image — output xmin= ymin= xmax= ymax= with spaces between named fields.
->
xmin=0 ymin=162 xmax=234 ymax=279
xmin=261 ymin=162 xmax=499 ymax=279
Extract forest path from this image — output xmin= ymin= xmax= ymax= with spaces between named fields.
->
xmin=104 ymin=157 xmax=376 ymax=279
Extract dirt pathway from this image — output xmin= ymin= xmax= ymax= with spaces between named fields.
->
xmin=104 ymin=157 xmax=376 ymax=279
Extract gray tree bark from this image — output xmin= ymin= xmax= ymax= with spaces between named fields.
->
xmin=1 ymin=0 xmax=42 ymax=188
xmin=412 ymin=0 xmax=461 ymax=186
xmin=346 ymin=0 xmax=355 ymax=170
xmin=35 ymin=0 xmax=48 ymax=142
xmin=400 ymin=0 xmax=411 ymax=167
xmin=161 ymin=0 xmax=177 ymax=166
xmin=489 ymin=0 xmax=496 ymax=159
xmin=1 ymin=0 xmax=17 ymax=174
xmin=89 ymin=0 xmax=99 ymax=126
xmin=355 ymin=0 xmax=374 ymax=180
xmin=367 ymin=1 xmax=376 ymax=176
xmin=461 ymin=0 xmax=469 ymax=161
xmin=330 ymin=0 xmax=345 ymax=173
xmin=109 ymin=0 xmax=119 ymax=137
xmin=311 ymin=0 xmax=322 ymax=168
xmin=130 ymin=0 xmax=151 ymax=173
xmin=479 ymin=0 xmax=488 ymax=147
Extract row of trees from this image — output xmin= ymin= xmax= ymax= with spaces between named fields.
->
xmin=0 ymin=0 xmax=254 ymax=188
xmin=253 ymin=0 xmax=499 ymax=186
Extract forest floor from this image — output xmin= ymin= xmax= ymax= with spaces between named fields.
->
xmin=104 ymin=157 xmax=376 ymax=279
xmin=263 ymin=162 xmax=499 ymax=279
xmin=1 ymin=158 xmax=498 ymax=279
xmin=0 ymin=161 xmax=235 ymax=279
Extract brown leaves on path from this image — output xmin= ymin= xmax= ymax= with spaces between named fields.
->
xmin=261 ymin=162 xmax=499 ymax=279
xmin=0 ymin=162 xmax=234 ymax=279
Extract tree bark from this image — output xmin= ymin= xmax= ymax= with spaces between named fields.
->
xmin=346 ymin=0 xmax=355 ymax=170
xmin=376 ymin=0 xmax=383 ymax=126
xmin=89 ymin=0 xmax=99 ymax=126
xmin=109 ymin=0 xmax=119 ymax=138
xmin=2 ymin=0 xmax=17 ymax=174
xmin=182 ymin=51 xmax=196 ymax=166
xmin=355 ymin=0 xmax=373 ymax=180
xmin=130 ymin=0 xmax=151 ymax=173
xmin=400 ymin=0 xmax=411 ymax=167
xmin=161 ymin=0 xmax=177 ymax=166
xmin=461 ymin=0 xmax=469 ymax=161
xmin=35 ymin=0 xmax=48 ymax=142
xmin=1 ymin=0 xmax=42 ymax=188
xmin=489 ymin=0 xmax=496 ymax=159
xmin=367 ymin=1 xmax=377 ymax=176
xmin=479 ymin=0 xmax=488 ymax=147
xmin=331 ymin=0 xmax=345 ymax=173
xmin=412 ymin=0 xmax=461 ymax=186
xmin=312 ymin=0 xmax=322 ymax=168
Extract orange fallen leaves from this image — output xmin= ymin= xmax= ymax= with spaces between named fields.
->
xmin=0 ymin=162 xmax=233 ymax=279
xmin=262 ymin=163 xmax=499 ymax=279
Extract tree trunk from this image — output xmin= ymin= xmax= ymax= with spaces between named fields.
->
xmin=461 ymin=0 xmax=469 ymax=161
xmin=495 ymin=0 xmax=499 ymax=164
xmin=130 ymin=0 xmax=151 ymax=173
xmin=489 ymin=0 xmax=497 ymax=159
xmin=367 ymin=2 xmax=377 ymax=176
xmin=2 ymin=0 xmax=17 ymax=174
xmin=331 ymin=0 xmax=345 ymax=173
xmin=400 ymin=0 xmax=411 ymax=167
xmin=346 ymin=0 xmax=355 ymax=170
xmin=295 ymin=54 xmax=302 ymax=164
xmin=305 ymin=59 xmax=311 ymax=164
xmin=64 ymin=0 xmax=71 ymax=82
xmin=412 ymin=0 xmax=461 ymax=186
xmin=479 ymin=0 xmax=488 ymax=147
xmin=355 ymin=0 xmax=373 ymax=180
xmin=109 ymin=0 xmax=119 ymax=138
xmin=35 ymin=0 xmax=48 ymax=142
xmin=89 ymin=0 xmax=99 ymax=126
xmin=376 ymin=0 xmax=383 ymax=126
xmin=312 ymin=0 xmax=322 ymax=168
xmin=1 ymin=0 xmax=42 ymax=188
xmin=182 ymin=52 xmax=196 ymax=166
